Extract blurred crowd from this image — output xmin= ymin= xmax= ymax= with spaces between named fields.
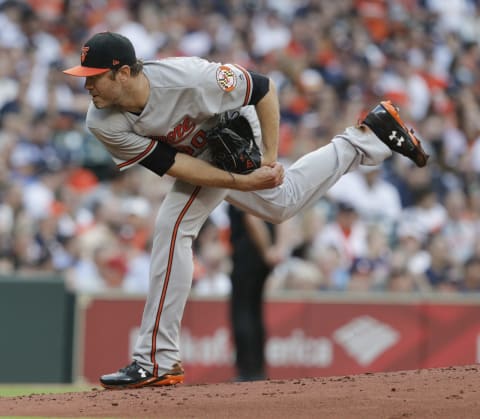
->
xmin=1 ymin=0 xmax=480 ymax=295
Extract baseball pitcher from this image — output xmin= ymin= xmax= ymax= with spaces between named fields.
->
xmin=63 ymin=32 xmax=428 ymax=389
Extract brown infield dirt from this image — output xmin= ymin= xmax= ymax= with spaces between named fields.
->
xmin=1 ymin=365 xmax=480 ymax=418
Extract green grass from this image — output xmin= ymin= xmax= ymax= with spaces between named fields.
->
xmin=0 ymin=384 xmax=103 ymax=418
xmin=0 ymin=384 xmax=91 ymax=397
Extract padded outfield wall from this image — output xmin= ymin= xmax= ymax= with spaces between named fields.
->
xmin=0 ymin=276 xmax=75 ymax=383
xmin=1 ymin=277 xmax=480 ymax=384
xmin=77 ymin=292 xmax=480 ymax=384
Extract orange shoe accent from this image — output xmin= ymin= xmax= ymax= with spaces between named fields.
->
xmin=152 ymin=373 xmax=184 ymax=386
xmin=380 ymin=100 xmax=422 ymax=148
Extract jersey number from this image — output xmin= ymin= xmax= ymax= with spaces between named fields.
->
xmin=177 ymin=130 xmax=207 ymax=155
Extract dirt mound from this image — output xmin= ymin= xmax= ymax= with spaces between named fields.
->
xmin=1 ymin=365 xmax=479 ymax=418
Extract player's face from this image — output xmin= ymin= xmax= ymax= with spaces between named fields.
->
xmin=84 ymin=71 xmax=123 ymax=109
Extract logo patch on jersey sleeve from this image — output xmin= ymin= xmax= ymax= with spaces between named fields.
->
xmin=216 ymin=65 xmax=237 ymax=92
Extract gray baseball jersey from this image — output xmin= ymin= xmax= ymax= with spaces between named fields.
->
xmin=86 ymin=56 xmax=392 ymax=377
xmin=87 ymin=58 xmax=259 ymax=169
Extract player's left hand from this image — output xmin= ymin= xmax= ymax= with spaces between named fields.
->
xmin=236 ymin=162 xmax=284 ymax=191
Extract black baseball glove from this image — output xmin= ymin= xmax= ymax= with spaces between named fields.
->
xmin=206 ymin=112 xmax=262 ymax=174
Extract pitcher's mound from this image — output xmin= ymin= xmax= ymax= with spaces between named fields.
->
xmin=1 ymin=365 xmax=479 ymax=418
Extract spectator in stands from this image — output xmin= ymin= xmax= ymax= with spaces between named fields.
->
xmin=420 ymin=233 xmax=462 ymax=292
xmin=192 ymin=218 xmax=231 ymax=297
xmin=441 ymin=188 xmax=477 ymax=265
xmin=461 ymin=256 xmax=480 ymax=292
xmin=327 ymin=165 xmax=402 ymax=233
xmin=399 ymin=186 xmax=448 ymax=238
xmin=65 ymin=242 xmax=128 ymax=293
xmin=391 ymin=219 xmax=428 ymax=273
xmin=385 ymin=268 xmax=421 ymax=293
xmin=313 ymin=243 xmax=349 ymax=291
xmin=312 ymin=201 xmax=368 ymax=273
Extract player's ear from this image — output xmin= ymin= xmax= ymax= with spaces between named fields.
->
xmin=115 ymin=65 xmax=131 ymax=81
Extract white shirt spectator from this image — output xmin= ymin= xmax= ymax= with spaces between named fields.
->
xmin=327 ymin=167 xmax=402 ymax=228
xmin=426 ymin=0 xmax=475 ymax=34
xmin=312 ymin=202 xmax=368 ymax=268
xmin=400 ymin=201 xmax=448 ymax=238
xmin=469 ymin=134 xmax=480 ymax=173
xmin=193 ymin=272 xmax=231 ymax=297
xmin=22 ymin=180 xmax=54 ymax=219
xmin=123 ymin=252 xmax=151 ymax=294
xmin=251 ymin=12 xmax=291 ymax=57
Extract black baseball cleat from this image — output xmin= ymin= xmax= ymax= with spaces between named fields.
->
xmin=361 ymin=100 xmax=429 ymax=167
xmin=100 ymin=361 xmax=184 ymax=389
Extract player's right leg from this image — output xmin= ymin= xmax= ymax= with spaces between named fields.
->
xmin=99 ymin=181 xmax=229 ymax=389
xmin=226 ymin=100 xmax=428 ymax=223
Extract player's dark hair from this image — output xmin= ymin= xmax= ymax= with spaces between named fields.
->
xmin=129 ymin=60 xmax=144 ymax=76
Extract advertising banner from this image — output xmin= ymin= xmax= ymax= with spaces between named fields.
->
xmin=79 ymin=296 xmax=480 ymax=384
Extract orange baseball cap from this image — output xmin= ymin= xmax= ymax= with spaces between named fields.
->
xmin=63 ymin=32 xmax=136 ymax=77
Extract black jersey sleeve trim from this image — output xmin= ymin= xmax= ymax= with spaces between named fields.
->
xmin=139 ymin=141 xmax=178 ymax=176
xmin=247 ymin=70 xmax=270 ymax=105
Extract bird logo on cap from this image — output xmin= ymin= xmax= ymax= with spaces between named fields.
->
xmin=81 ymin=46 xmax=89 ymax=64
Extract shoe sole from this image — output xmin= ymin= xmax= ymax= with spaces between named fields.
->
xmin=152 ymin=374 xmax=184 ymax=386
xmin=100 ymin=374 xmax=184 ymax=390
xmin=380 ymin=100 xmax=429 ymax=167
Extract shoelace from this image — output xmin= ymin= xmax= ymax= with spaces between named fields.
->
xmin=119 ymin=362 xmax=138 ymax=374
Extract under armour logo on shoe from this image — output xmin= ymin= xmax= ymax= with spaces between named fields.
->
xmin=389 ymin=131 xmax=405 ymax=147
xmin=138 ymin=368 xmax=148 ymax=378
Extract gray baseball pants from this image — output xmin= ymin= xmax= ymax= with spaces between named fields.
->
xmin=132 ymin=126 xmax=391 ymax=376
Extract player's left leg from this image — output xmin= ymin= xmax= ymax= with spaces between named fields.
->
xmin=226 ymin=124 xmax=389 ymax=223
xmin=226 ymin=101 xmax=428 ymax=224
